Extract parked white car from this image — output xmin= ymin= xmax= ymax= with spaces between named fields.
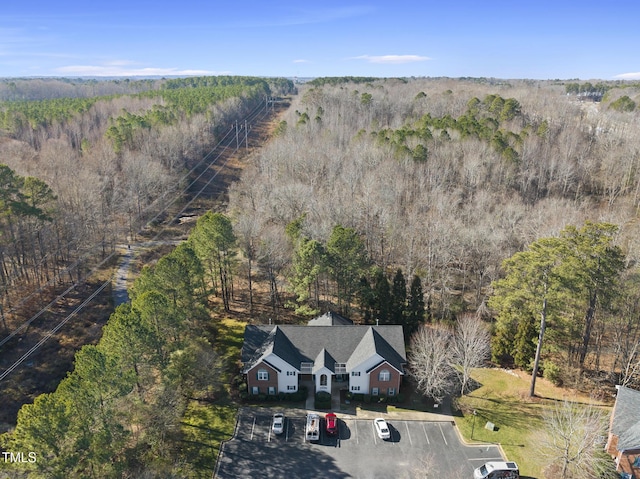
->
xmin=473 ymin=461 xmax=519 ymax=479
xmin=272 ymin=413 xmax=285 ymax=435
xmin=374 ymin=417 xmax=391 ymax=440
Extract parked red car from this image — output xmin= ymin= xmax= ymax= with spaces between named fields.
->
xmin=325 ymin=412 xmax=338 ymax=436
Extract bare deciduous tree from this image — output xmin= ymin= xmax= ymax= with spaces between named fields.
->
xmin=620 ymin=340 xmax=640 ymax=387
xmin=539 ymin=399 xmax=616 ymax=479
xmin=408 ymin=325 xmax=456 ymax=403
xmin=452 ymin=313 xmax=491 ymax=395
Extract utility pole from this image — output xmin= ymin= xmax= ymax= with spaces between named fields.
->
xmin=235 ymin=120 xmax=239 ymax=149
xmin=244 ymin=120 xmax=248 ymax=150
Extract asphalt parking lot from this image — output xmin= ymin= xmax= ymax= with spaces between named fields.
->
xmin=215 ymin=411 xmax=505 ymax=478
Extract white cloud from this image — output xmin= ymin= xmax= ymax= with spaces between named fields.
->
xmin=614 ymin=72 xmax=640 ymax=80
xmin=54 ymin=62 xmax=224 ymax=77
xmin=293 ymin=59 xmax=310 ymax=64
xmin=351 ymin=54 xmax=431 ymax=64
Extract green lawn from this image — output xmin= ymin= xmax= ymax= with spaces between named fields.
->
xmin=180 ymin=318 xmax=246 ymax=478
xmin=181 ymin=402 xmax=238 ymax=478
xmin=454 ymin=369 xmax=612 ymax=479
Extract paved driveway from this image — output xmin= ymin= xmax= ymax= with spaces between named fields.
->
xmin=215 ymin=411 xmax=504 ymax=478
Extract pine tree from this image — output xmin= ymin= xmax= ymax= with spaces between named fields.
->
xmin=390 ymin=269 xmax=406 ymax=325
xmin=358 ymin=276 xmax=375 ymax=324
xmin=373 ymin=269 xmax=391 ymax=324
xmin=406 ymin=275 xmax=425 ymax=337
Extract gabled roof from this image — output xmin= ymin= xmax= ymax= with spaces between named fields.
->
xmin=313 ymin=348 xmax=337 ymax=373
xmin=347 ymin=327 xmax=406 ymax=372
xmin=242 ymin=321 xmax=406 ymax=375
xmin=242 ymin=326 xmax=304 ymax=373
xmin=611 ymin=386 xmax=640 ymax=450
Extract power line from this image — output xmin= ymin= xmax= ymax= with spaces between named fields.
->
xmin=0 ymin=280 xmax=110 ymax=382
xmin=0 ymin=98 xmax=267 ymax=334
xmin=0 ymin=99 xmax=265 ymax=346
xmin=0 ymin=98 xmax=278 ymax=382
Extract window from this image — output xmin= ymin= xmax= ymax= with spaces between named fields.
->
xmin=372 ymin=387 xmax=379 ymax=396
xmin=320 ymin=374 xmax=328 ymax=386
xmin=287 ymin=371 xmax=296 ymax=376
xmin=388 ymin=388 xmax=396 ymax=396
xmin=379 ymin=369 xmax=390 ymax=382
xmin=252 ymin=386 xmax=259 ymax=395
xmin=257 ymin=369 xmax=269 ymax=381
xmin=287 ymin=385 xmax=296 ymax=391
xmin=268 ymin=386 xmax=276 ymax=395
xmin=351 ymin=371 xmax=361 ymax=377
xmin=351 ymin=386 xmax=360 ymax=392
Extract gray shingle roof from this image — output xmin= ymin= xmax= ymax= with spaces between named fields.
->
xmin=308 ymin=312 xmax=354 ymax=326
xmin=612 ymin=385 xmax=640 ymax=450
xmin=242 ymin=322 xmax=406 ymax=374
xmin=313 ymin=348 xmax=337 ymax=373
xmin=242 ymin=326 xmax=304 ymax=372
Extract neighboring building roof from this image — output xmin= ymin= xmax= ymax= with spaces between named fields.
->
xmin=308 ymin=312 xmax=354 ymax=326
xmin=611 ymin=386 xmax=640 ymax=450
xmin=242 ymin=321 xmax=406 ymax=374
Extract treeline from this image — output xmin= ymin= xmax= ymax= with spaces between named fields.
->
xmin=565 ymin=80 xmax=640 ymax=95
xmin=0 ymin=213 xmax=230 ymax=477
xmin=0 ymin=76 xmax=294 ymax=149
xmin=227 ymin=77 xmax=640 ymax=384
xmin=0 ymin=77 xmax=159 ymax=102
xmin=308 ymin=76 xmax=382 ymax=87
xmin=0 ymin=76 xmax=293 ymax=336
xmin=0 ymin=97 xmax=101 ymax=133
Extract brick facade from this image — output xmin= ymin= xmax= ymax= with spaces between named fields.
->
xmin=606 ymin=435 xmax=640 ymax=477
xmin=246 ymin=361 xmax=280 ymax=395
xmin=368 ymin=362 xmax=402 ymax=396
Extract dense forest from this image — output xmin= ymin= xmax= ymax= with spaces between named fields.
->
xmin=2 ymin=76 xmax=640 ymax=477
xmin=228 ymin=77 xmax=640 ymax=388
xmin=0 ymin=76 xmax=294 ymax=335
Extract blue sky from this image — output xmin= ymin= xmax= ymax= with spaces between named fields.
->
xmin=2 ymin=0 xmax=639 ymax=80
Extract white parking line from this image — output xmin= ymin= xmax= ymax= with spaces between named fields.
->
xmin=422 ymin=424 xmax=430 ymax=444
xmin=267 ymin=423 xmax=272 ymax=442
xmin=438 ymin=424 xmax=448 ymax=446
xmin=355 ymin=420 xmax=359 ymax=444
xmin=285 ymin=419 xmax=290 ymax=442
xmin=250 ymin=417 xmax=256 ymax=441
xmin=372 ymin=421 xmax=377 ymax=444
xmin=405 ymin=422 xmax=413 ymax=446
